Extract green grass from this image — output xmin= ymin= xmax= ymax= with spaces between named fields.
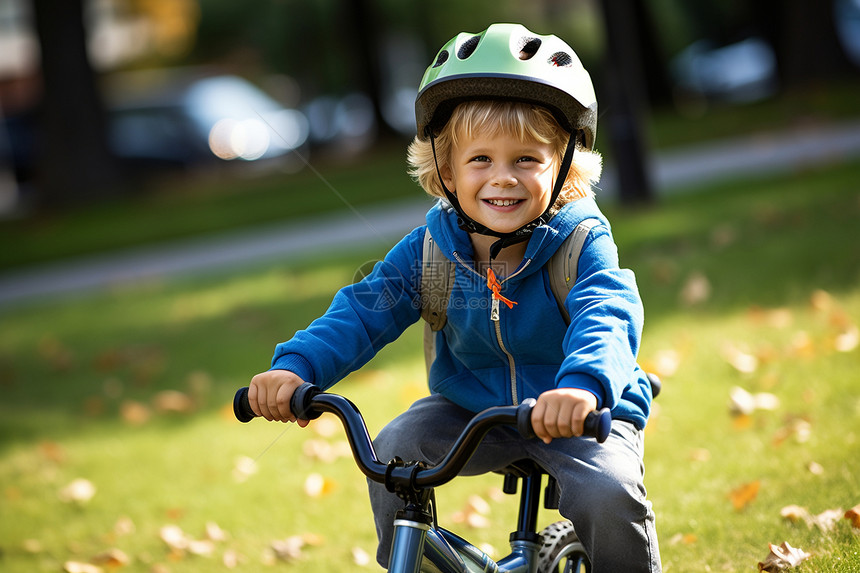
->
xmin=1 ymin=160 xmax=859 ymax=572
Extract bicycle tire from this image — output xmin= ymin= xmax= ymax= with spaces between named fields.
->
xmin=537 ymin=520 xmax=591 ymax=573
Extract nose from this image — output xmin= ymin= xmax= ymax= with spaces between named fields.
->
xmin=491 ymin=166 xmax=517 ymax=187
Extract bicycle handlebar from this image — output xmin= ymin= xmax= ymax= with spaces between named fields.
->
xmin=233 ymin=384 xmax=611 ymax=490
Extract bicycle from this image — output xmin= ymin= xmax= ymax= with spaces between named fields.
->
xmin=234 ymin=379 xmax=658 ymax=572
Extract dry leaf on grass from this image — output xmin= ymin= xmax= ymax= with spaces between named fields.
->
xmin=845 ymin=504 xmax=860 ymax=528
xmin=303 ymin=473 xmax=337 ymax=498
xmin=757 ymin=541 xmax=811 ymax=571
xmin=729 ymin=480 xmax=760 ymax=511
xmin=834 ymin=325 xmax=859 ymax=352
xmin=63 ymin=562 xmax=102 ymax=573
xmin=352 ymin=546 xmax=371 ymax=566
xmin=450 ymin=494 xmax=493 ymax=529
xmin=722 ymin=344 xmax=759 ymax=375
xmin=152 ymin=390 xmax=194 ymax=414
xmin=781 ymin=505 xmax=844 ymax=531
xmin=58 ymin=478 xmax=96 ymax=505
xmin=232 ymin=456 xmax=257 ymax=483
xmin=90 ymin=548 xmax=130 ymax=567
xmin=679 ymin=272 xmax=711 ymax=307
xmin=729 ymin=386 xmax=779 ymax=416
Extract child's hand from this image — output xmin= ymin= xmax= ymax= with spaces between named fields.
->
xmin=531 ymin=388 xmax=598 ymax=444
xmin=248 ymin=370 xmax=309 ymax=425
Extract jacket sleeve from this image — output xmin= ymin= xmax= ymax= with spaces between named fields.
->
xmin=554 ymin=224 xmax=644 ymax=411
xmin=269 ymin=227 xmax=425 ymax=389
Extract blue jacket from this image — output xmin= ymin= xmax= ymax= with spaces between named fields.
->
xmin=271 ymin=196 xmax=653 ymax=429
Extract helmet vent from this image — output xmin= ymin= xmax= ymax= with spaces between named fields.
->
xmin=518 ymin=38 xmax=542 ymax=60
xmin=549 ymin=51 xmax=573 ymax=67
xmin=433 ymin=50 xmax=449 ymax=67
xmin=457 ymin=35 xmax=481 ymax=59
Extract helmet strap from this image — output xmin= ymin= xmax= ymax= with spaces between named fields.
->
xmin=430 ymin=130 xmax=578 ymax=261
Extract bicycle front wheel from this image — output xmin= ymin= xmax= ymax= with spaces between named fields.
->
xmin=537 ymin=520 xmax=590 ymax=573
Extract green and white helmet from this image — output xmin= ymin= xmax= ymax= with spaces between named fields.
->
xmin=415 ymin=23 xmax=597 ymax=148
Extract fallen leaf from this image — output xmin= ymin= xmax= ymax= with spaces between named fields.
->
xmin=114 ymin=516 xmax=136 ymax=536
xmin=758 ymin=541 xmax=811 ymax=571
xmin=160 ymin=524 xmax=189 ymax=551
xmin=668 ymin=533 xmax=698 ymax=546
xmin=780 ymin=505 xmax=811 ymax=524
xmin=845 ymin=504 xmax=860 ymax=528
xmin=465 ymin=494 xmax=491 ymax=516
xmin=90 ymin=548 xmax=130 ymax=567
xmin=232 ymin=456 xmax=257 ymax=483
xmin=223 ymin=549 xmax=240 ymax=568
xmin=303 ymin=473 xmax=337 ymax=498
xmin=119 ymin=401 xmax=151 ymax=426
xmin=63 ymin=561 xmax=102 ymax=573
xmin=772 ymin=417 xmax=812 ymax=446
xmin=680 ymin=272 xmax=711 ymax=307
xmin=270 ymin=536 xmax=306 ymax=562
xmin=205 ymin=521 xmax=228 ymax=542
xmin=187 ymin=539 xmax=215 ymax=556
xmin=152 ymin=390 xmax=194 ymax=414
xmin=39 ymin=441 xmax=66 ymax=464
xmin=59 ymin=478 xmax=97 ymax=505
xmin=729 ymin=480 xmax=760 ymax=511
xmin=723 ymin=345 xmax=759 ymax=375
xmin=310 ymin=415 xmax=340 ymax=437
xmin=806 ymin=461 xmax=824 ymax=475
xmin=352 ymin=546 xmax=371 ymax=566
xmin=834 ymin=325 xmax=859 ymax=352
xmin=786 ymin=331 xmax=815 ymax=359
xmin=810 ymin=508 xmax=843 ymax=532
xmin=729 ymin=386 xmax=779 ymax=416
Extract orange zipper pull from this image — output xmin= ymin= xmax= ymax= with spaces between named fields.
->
xmin=486 ymin=268 xmax=517 ymax=310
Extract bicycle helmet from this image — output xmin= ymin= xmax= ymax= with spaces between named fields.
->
xmin=415 ymin=23 xmax=598 ymax=259
xmin=416 ymin=23 xmax=597 ymax=147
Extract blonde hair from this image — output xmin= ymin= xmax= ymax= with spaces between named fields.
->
xmin=408 ymin=100 xmax=602 ymax=208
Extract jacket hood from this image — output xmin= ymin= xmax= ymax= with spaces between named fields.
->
xmin=425 ymin=196 xmax=610 ymax=276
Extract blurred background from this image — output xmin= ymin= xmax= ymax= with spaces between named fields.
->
xmin=1 ymin=0 xmax=858 ymax=219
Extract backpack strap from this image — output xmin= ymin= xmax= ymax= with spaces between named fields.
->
xmin=420 ymin=229 xmax=456 ymax=374
xmin=547 ymin=218 xmax=599 ymax=324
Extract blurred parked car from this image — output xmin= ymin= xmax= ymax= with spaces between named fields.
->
xmin=0 ymin=70 xmax=310 ymax=199
xmin=671 ymin=37 xmax=778 ymax=104
xmin=105 ymin=70 xmax=309 ymax=172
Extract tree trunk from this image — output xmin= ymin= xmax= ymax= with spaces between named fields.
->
xmin=31 ymin=0 xmax=121 ymax=208
xmin=598 ymin=0 xmax=654 ymax=205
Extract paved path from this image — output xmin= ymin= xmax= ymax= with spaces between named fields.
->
xmin=2 ymin=119 xmax=860 ymax=308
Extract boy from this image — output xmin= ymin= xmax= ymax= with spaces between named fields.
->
xmin=248 ymin=23 xmax=661 ymax=571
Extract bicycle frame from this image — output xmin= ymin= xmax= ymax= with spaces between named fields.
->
xmin=388 ymin=468 xmax=547 ymax=573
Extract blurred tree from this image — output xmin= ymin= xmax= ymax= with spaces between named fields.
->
xmin=751 ymin=0 xmax=856 ymax=87
xmin=31 ymin=0 xmax=122 ymax=207
xmin=598 ymin=0 xmax=654 ymax=205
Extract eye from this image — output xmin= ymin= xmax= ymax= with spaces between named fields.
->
xmin=470 ymin=155 xmax=490 ymax=163
xmin=517 ymin=156 xmax=538 ymax=163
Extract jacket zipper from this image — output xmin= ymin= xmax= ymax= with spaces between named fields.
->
xmin=452 ymin=252 xmax=532 ymax=405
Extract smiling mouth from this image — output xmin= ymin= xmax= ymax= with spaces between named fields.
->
xmin=484 ymin=199 xmax=523 ymax=207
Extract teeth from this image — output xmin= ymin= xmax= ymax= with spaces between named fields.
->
xmin=487 ymin=199 xmax=520 ymax=206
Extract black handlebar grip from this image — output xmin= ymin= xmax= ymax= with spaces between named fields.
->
xmin=584 ymin=408 xmax=612 ymax=443
xmin=289 ymin=382 xmax=323 ymax=421
xmin=516 ymin=398 xmax=537 ymax=439
xmin=233 ymin=387 xmax=257 ymax=423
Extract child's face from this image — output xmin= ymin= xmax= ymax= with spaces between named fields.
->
xmin=442 ymin=129 xmax=558 ymax=235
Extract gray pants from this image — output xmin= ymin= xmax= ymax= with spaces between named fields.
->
xmin=368 ymin=394 xmax=661 ymax=572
